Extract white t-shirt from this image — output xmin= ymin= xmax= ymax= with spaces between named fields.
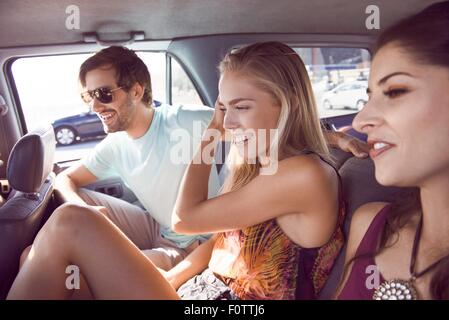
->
xmin=82 ymin=103 xmax=221 ymax=248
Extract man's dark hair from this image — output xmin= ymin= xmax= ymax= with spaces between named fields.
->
xmin=79 ymin=46 xmax=153 ymax=106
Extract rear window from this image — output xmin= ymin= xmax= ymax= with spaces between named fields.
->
xmin=294 ymin=47 xmax=371 ymax=118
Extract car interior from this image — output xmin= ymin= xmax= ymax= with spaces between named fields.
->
xmin=0 ymin=0 xmax=438 ymax=300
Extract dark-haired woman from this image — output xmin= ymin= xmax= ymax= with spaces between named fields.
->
xmin=337 ymin=1 xmax=449 ymax=300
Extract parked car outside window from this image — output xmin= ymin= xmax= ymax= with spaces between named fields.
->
xmin=321 ymin=80 xmax=368 ymax=111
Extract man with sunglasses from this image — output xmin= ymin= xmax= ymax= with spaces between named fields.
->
xmin=53 ymin=46 xmax=221 ymax=280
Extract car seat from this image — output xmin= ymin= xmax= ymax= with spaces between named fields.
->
xmin=0 ymin=124 xmax=56 ymax=299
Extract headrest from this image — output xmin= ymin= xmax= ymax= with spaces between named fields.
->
xmin=7 ymin=125 xmax=56 ymax=193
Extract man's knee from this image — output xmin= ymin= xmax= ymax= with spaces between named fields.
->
xmin=46 ymin=203 xmax=105 ymax=237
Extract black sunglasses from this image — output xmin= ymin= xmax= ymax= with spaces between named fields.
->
xmin=80 ymin=86 xmax=123 ymax=104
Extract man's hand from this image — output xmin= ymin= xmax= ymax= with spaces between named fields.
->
xmin=54 ymin=164 xmax=98 ymax=205
xmin=327 ymin=126 xmax=369 ymax=158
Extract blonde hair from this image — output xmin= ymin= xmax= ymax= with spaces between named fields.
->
xmin=219 ymin=41 xmax=330 ymax=193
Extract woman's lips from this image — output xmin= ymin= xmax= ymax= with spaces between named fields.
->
xmin=369 ymin=141 xmax=395 ymax=159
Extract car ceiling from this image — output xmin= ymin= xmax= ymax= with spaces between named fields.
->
xmin=0 ymin=0 xmax=440 ymax=48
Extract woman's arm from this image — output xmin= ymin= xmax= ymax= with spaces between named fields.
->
xmin=164 ymin=235 xmax=217 ymax=290
xmin=172 ymin=131 xmax=336 ymax=235
xmin=172 ymin=102 xmax=338 ymax=247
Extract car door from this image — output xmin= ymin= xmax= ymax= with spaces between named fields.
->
xmin=332 ymin=84 xmax=351 ymax=107
xmin=353 ymin=83 xmax=369 ymax=109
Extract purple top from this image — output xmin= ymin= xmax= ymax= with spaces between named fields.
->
xmin=337 ymin=205 xmax=390 ymax=300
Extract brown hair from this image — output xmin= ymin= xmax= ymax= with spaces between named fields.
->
xmin=346 ymin=1 xmax=449 ymax=299
xmin=79 ymin=46 xmax=153 ymax=107
xmin=218 ymin=42 xmax=330 ymax=192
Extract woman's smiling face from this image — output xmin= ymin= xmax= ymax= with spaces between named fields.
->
xmin=353 ymin=43 xmax=449 ymax=187
xmin=218 ymin=71 xmax=281 ymax=161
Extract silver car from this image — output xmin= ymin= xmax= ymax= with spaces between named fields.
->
xmin=322 ymin=81 xmax=368 ymax=111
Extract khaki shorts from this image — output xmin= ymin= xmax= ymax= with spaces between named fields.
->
xmin=78 ymin=188 xmax=196 ymax=268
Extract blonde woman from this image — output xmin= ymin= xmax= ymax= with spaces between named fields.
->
xmin=8 ymin=42 xmax=344 ymax=300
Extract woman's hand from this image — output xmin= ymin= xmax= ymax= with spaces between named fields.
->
xmin=156 ymin=268 xmax=182 ymax=290
xmin=207 ymin=99 xmax=226 ymax=139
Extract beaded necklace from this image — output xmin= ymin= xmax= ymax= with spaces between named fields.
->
xmin=373 ymin=215 xmax=449 ymax=300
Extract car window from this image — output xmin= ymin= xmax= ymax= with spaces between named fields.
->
xmin=11 ymin=51 xmax=203 ymax=163
xmin=294 ymin=47 xmax=370 ymax=118
xmin=171 ymin=57 xmax=203 ymax=105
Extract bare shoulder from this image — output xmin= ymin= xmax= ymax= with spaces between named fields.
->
xmin=274 ymin=154 xmax=338 ymax=214
xmin=346 ymin=202 xmax=390 ymax=257
xmin=350 ymin=202 xmax=389 ymax=237
xmin=274 ymin=154 xmax=339 ymax=248
xmin=289 ymin=154 xmax=338 ymax=203
xmin=277 ymin=153 xmax=336 ymax=184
